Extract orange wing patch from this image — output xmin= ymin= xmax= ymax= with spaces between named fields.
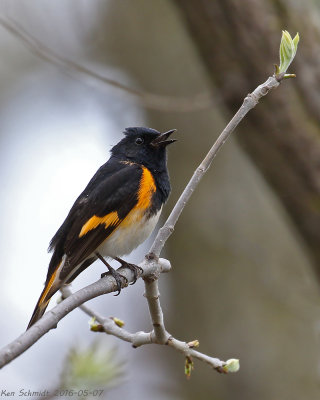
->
xmin=79 ymin=211 xmax=119 ymax=238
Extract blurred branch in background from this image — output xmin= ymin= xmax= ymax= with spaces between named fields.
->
xmin=60 ymin=341 xmax=123 ymax=394
xmin=0 ymin=36 xmax=298 ymax=376
xmin=0 ymin=14 xmax=216 ymax=112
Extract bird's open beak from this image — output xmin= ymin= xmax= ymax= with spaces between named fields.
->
xmin=151 ymin=129 xmax=177 ymax=147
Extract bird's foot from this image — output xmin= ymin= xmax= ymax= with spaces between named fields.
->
xmin=96 ymin=252 xmax=127 ymax=296
xmin=115 ymin=257 xmax=143 ymax=284
xmin=100 ymin=266 xmax=128 ymax=296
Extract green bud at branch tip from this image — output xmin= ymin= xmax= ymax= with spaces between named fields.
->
xmin=277 ymin=30 xmax=299 ymax=76
xmin=222 ymin=358 xmax=240 ymax=373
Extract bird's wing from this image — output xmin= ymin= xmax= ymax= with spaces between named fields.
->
xmin=47 ymin=161 xmax=146 ymax=282
xmin=27 ymin=161 xmax=152 ymax=329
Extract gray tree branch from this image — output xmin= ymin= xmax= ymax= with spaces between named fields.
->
xmin=60 ymin=286 xmax=227 ymax=372
xmin=0 ymin=258 xmax=169 ymax=368
xmin=0 ymin=40 xmax=295 ymax=373
xmin=148 ymin=75 xmax=281 ymax=258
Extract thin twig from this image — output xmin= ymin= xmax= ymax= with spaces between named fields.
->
xmin=0 ymin=72 xmax=287 ymax=373
xmin=60 ymin=286 xmax=226 ymax=372
xmin=60 ymin=286 xmax=149 ymax=345
xmin=0 ymin=15 xmax=215 ymax=112
xmin=148 ymin=76 xmax=281 ymax=257
xmin=0 ymin=258 xmax=225 ymax=372
xmin=0 ymin=258 xmax=170 ymax=368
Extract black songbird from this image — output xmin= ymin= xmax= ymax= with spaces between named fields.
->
xmin=27 ymin=127 xmax=176 ymax=329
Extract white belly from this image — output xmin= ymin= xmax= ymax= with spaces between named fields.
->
xmin=97 ymin=208 xmax=162 ymax=258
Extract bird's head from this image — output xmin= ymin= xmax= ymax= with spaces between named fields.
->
xmin=111 ymin=127 xmax=176 ymax=171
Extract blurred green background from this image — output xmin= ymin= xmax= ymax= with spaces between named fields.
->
xmin=0 ymin=1 xmax=320 ymax=399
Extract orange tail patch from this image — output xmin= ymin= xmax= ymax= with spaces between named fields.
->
xmin=27 ymin=260 xmax=62 ymax=329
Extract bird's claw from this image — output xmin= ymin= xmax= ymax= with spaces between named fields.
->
xmin=126 ymin=263 xmax=143 ymax=284
xmin=115 ymin=257 xmax=143 ymax=284
xmin=101 ymin=269 xmax=128 ymax=296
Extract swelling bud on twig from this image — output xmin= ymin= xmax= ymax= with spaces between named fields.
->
xmin=187 ymin=339 xmax=200 ymax=348
xmin=222 ymin=358 xmax=240 ymax=373
xmin=89 ymin=317 xmax=104 ymax=332
xmin=184 ymin=356 xmax=194 ymax=379
xmin=275 ymin=30 xmax=299 ymax=78
xmin=111 ymin=317 xmax=125 ymax=328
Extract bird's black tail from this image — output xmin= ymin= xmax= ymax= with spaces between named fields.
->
xmin=27 ymin=266 xmax=61 ymax=329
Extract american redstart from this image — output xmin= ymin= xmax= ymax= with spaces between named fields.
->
xmin=27 ymin=127 xmax=176 ymax=329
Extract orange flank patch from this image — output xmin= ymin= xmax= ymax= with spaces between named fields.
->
xmin=137 ymin=167 xmax=156 ymax=209
xmin=79 ymin=167 xmax=155 ymax=237
xmin=118 ymin=167 xmax=156 ymax=228
xmin=79 ymin=211 xmax=119 ymax=238
xmin=39 ymin=260 xmax=62 ymax=305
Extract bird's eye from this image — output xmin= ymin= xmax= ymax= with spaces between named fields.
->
xmin=135 ymin=137 xmax=144 ymax=145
